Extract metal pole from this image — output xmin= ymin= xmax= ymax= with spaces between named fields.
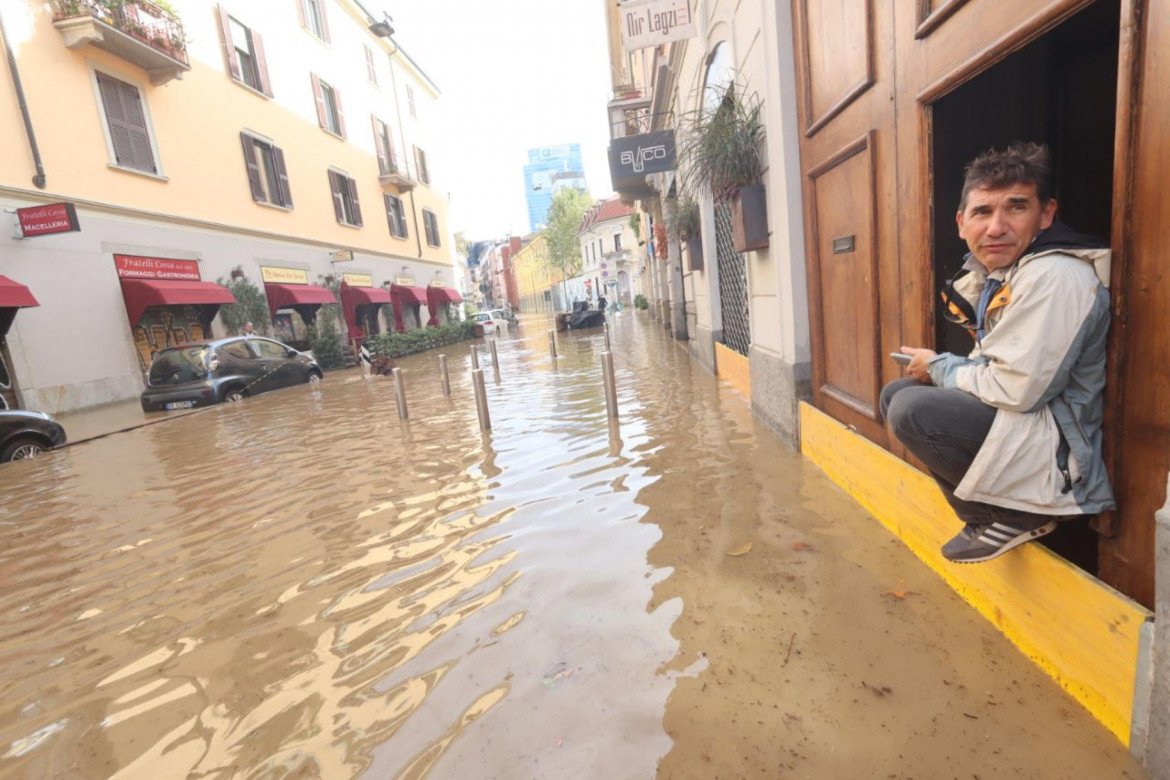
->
xmin=604 ymin=322 xmax=611 ymax=351
xmin=489 ymin=339 xmax=500 ymax=373
xmin=548 ymin=330 xmax=557 ymax=360
xmin=472 ymin=368 xmax=491 ymax=430
xmin=438 ymin=354 xmax=450 ymax=396
xmin=601 ymin=351 xmax=618 ymax=419
xmin=392 ymin=367 xmax=408 ymax=419
xmin=470 ymin=344 xmax=480 ymax=370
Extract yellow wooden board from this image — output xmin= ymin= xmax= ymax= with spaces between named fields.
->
xmin=714 ymin=342 xmax=751 ymax=403
xmin=799 ymin=402 xmax=1151 ymax=744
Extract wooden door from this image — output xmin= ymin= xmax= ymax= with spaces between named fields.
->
xmin=792 ymin=0 xmax=898 ymax=446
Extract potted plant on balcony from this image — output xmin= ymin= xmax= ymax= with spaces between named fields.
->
xmin=665 ymin=194 xmax=702 ymax=271
xmin=678 ymin=83 xmax=768 ymax=252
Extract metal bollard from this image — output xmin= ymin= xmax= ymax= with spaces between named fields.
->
xmin=489 ymin=339 xmax=500 ymax=373
xmin=472 ymin=368 xmax=491 ymax=430
xmin=604 ymin=322 xmax=611 ymax=351
xmin=470 ymin=345 xmax=480 ymax=370
xmin=392 ymin=367 xmax=409 ymax=420
xmin=601 ymin=351 xmax=618 ymax=419
xmin=438 ymin=354 xmax=451 ymax=396
xmin=548 ymin=330 xmax=557 ymax=360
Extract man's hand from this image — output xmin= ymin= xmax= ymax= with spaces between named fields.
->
xmin=900 ymin=346 xmax=938 ymax=384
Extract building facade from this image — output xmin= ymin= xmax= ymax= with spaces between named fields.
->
xmin=567 ymin=196 xmax=642 ymax=308
xmin=512 ymin=233 xmax=556 ymax=315
xmin=1 ymin=0 xmax=457 ymax=413
xmin=521 ymin=143 xmax=585 ymax=232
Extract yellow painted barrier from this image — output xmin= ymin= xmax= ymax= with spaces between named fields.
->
xmin=799 ymin=402 xmax=1151 ymax=745
xmin=714 ymin=342 xmax=751 ymax=403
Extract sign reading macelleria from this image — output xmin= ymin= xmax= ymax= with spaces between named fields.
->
xmin=619 ymin=0 xmax=695 ymax=51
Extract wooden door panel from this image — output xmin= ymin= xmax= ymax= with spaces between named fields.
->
xmin=797 ymin=0 xmax=875 ymax=136
xmin=808 ymin=135 xmax=880 ymax=419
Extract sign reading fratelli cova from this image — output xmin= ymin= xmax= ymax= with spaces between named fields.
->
xmin=619 ymin=0 xmax=696 ymax=51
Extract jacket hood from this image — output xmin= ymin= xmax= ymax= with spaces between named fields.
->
xmin=1020 ymin=221 xmax=1112 ymax=287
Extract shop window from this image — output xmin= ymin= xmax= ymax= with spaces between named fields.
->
xmin=94 ymin=71 xmax=159 ymax=175
xmin=240 ymin=132 xmax=292 ymax=208
xmin=311 ymin=74 xmax=345 ymax=137
xmin=414 ymin=145 xmax=430 ymax=185
xmin=372 ymin=116 xmax=397 ymax=175
xmin=422 ymin=208 xmax=440 ymax=247
xmin=329 ymin=169 xmax=362 ymax=226
xmin=300 ymin=0 xmax=329 ymax=42
xmin=385 ymin=193 xmax=408 ymax=238
xmin=217 ymin=9 xmax=271 ymax=95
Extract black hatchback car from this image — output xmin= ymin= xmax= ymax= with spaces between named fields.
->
xmin=0 ymin=409 xmax=67 ymax=462
xmin=140 ymin=337 xmax=322 ymax=412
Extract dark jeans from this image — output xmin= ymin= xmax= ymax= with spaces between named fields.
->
xmin=880 ymin=378 xmax=1046 ymax=527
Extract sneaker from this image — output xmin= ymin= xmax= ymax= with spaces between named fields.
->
xmin=941 ymin=518 xmax=1058 ymax=563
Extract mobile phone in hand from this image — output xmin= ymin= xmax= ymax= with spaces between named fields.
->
xmin=890 ymin=352 xmax=913 ymax=366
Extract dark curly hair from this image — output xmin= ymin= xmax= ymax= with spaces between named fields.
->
xmin=959 ymin=142 xmax=1052 ymax=211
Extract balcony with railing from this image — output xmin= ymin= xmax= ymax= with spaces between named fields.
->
xmin=52 ymin=0 xmax=189 ymax=85
xmin=378 ymin=155 xmax=417 ymax=191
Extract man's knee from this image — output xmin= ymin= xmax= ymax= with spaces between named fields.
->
xmin=883 ymin=383 xmax=932 ymax=443
xmin=880 ymin=378 xmax=920 ymax=423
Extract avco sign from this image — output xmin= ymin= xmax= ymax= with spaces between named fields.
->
xmin=608 ymin=130 xmax=676 ymax=198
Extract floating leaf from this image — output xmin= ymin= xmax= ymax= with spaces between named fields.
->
xmin=726 ymin=542 xmax=753 ymax=557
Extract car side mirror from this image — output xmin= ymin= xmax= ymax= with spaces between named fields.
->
xmin=287 ymin=349 xmax=299 ymax=358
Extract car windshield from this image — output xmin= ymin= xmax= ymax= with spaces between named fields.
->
xmin=148 ymin=346 xmax=209 ymax=385
xmin=475 ymin=313 xmax=492 ymax=321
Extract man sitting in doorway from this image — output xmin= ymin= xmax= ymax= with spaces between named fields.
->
xmin=881 ymin=142 xmax=1114 ymax=563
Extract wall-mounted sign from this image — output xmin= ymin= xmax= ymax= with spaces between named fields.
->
xmin=261 ymin=266 xmax=309 ymax=284
xmin=619 ymin=0 xmax=695 ymax=52
xmin=429 ymin=280 xmax=447 ymax=287
xmin=395 ymin=277 xmax=416 ymax=286
xmin=342 ymin=273 xmax=373 ymax=287
xmin=331 ymin=250 xmax=354 ymax=263
xmin=114 ymin=254 xmax=200 ymax=281
xmin=16 ymin=203 xmax=80 ymax=238
xmin=609 ymin=130 xmax=676 ymax=197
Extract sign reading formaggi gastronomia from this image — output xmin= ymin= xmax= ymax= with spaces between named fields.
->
xmin=115 ymin=254 xmax=201 ymax=281
xmin=619 ymin=0 xmax=695 ymax=51
xmin=261 ymin=266 xmax=309 ymax=284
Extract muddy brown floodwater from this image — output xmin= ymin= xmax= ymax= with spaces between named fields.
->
xmin=0 ymin=315 xmax=1145 ymax=779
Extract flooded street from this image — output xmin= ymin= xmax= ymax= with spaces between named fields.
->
xmin=0 ymin=315 xmax=1143 ymax=779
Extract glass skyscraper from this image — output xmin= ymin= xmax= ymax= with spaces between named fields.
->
xmin=523 ymin=144 xmax=587 ymax=232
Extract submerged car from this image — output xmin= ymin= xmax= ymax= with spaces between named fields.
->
xmin=0 ymin=409 xmax=67 ymax=462
xmin=141 ymin=337 xmax=322 ymax=412
xmin=474 ymin=311 xmax=500 ymax=336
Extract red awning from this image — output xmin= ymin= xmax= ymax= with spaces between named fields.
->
xmin=390 ymin=284 xmax=428 ymax=306
xmin=343 ymin=285 xmax=392 ymax=306
xmin=264 ymin=283 xmax=336 ymax=321
xmin=427 ymin=286 xmax=464 ymax=305
xmin=120 ymin=279 xmax=236 ymax=326
xmin=0 ymin=276 xmax=39 ymax=308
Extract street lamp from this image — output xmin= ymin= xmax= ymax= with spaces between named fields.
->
xmin=368 ymin=13 xmax=395 ymax=37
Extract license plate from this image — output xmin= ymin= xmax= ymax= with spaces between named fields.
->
xmin=165 ymin=401 xmax=195 ymax=410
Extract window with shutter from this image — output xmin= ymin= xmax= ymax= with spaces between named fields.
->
xmin=364 ymin=45 xmax=377 ymax=84
xmin=372 ymin=117 xmax=391 ymax=175
xmin=96 ymin=72 xmax=157 ymax=174
xmin=423 ymin=209 xmax=440 ymax=247
xmin=319 ymin=79 xmax=343 ymax=137
xmin=384 ymin=193 xmax=407 ymax=239
xmin=414 ymin=146 xmax=430 ymax=185
xmin=330 ymin=170 xmax=361 ymax=226
xmin=303 ymin=0 xmax=328 ymax=41
xmin=241 ymin=134 xmax=293 ymax=208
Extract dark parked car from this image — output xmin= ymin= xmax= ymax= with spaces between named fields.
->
xmin=140 ymin=337 xmax=322 ymax=412
xmin=0 ymin=409 xmax=67 ymax=462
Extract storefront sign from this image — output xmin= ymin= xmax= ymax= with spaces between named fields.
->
xmin=331 ymin=250 xmax=354 ymax=263
xmin=16 ymin=203 xmax=80 ymax=238
xmin=396 ymin=277 xmax=416 ymax=286
xmin=342 ymin=273 xmax=373 ymax=287
xmin=609 ymin=130 xmax=676 ymax=198
xmin=619 ymin=0 xmax=695 ymax=52
xmin=114 ymin=254 xmax=201 ymax=281
xmin=429 ymin=280 xmax=448 ymax=288
xmin=261 ymin=266 xmax=309 ymax=284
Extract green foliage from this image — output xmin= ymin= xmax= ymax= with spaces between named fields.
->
xmin=308 ymin=311 xmax=346 ymax=370
xmin=216 ymin=273 xmax=271 ymax=336
xmin=678 ymin=83 xmax=765 ymax=202
xmin=628 ymin=213 xmax=642 ymax=239
xmin=463 ymin=302 xmax=478 ymax=318
xmin=634 ymin=294 xmax=649 ymax=310
xmin=664 ymin=194 xmax=701 ymax=241
xmin=544 ymin=188 xmax=594 ymax=281
xmin=367 ymin=321 xmax=475 ymax=360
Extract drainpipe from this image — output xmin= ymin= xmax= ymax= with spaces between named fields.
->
xmin=0 ymin=8 xmax=46 ymax=189
xmin=382 ymin=34 xmax=423 ymax=259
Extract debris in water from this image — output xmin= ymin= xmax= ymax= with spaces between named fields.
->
xmin=555 ymin=736 xmax=564 ymax=747
xmin=542 ymin=661 xmax=573 ymax=689
xmin=727 ymin=543 xmax=753 ymax=557
xmin=792 ymin=541 xmax=812 ymax=552
xmin=782 ymin=632 xmax=797 ymax=667
xmin=861 ymin=681 xmax=893 ymax=697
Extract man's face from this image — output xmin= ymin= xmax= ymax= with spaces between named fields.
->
xmin=956 ymin=182 xmax=1057 ymax=271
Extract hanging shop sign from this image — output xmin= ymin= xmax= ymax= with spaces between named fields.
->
xmin=608 ymin=130 xmax=675 ymax=198
xmin=396 ymin=277 xmax=416 ymax=286
xmin=342 ymin=273 xmax=373 ymax=287
xmin=429 ymin=280 xmax=448 ymax=287
xmin=331 ymin=250 xmax=354 ymax=263
xmin=15 ymin=203 xmax=80 ymax=238
xmin=261 ymin=266 xmax=309 ymax=284
xmin=619 ymin=0 xmax=695 ymax=52
xmin=114 ymin=254 xmax=201 ymax=281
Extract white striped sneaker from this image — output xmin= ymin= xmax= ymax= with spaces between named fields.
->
xmin=941 ymin=518 xmax=1058 ymax=563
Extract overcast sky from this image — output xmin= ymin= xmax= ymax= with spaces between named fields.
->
xmin=385 ymin=1 xmax=616 ymax=242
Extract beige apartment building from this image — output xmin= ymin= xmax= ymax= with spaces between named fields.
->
xmin=0 ymin=0 xmax=457 ymax=413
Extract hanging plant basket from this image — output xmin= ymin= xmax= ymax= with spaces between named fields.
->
xmin=731 ymin=184 xmax=769 ymax=252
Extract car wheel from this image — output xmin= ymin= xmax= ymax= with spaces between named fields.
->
xmin=224 ymin=389 xmax=246 ymax=403
xmin=308 ymin=371 xmax=322 ymax=385
xmin=1 ymin=437 xmax=47 ymax=462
